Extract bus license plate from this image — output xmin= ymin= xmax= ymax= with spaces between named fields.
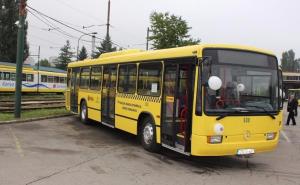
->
xmin=237 ymin=149 xmax=255 ymax=155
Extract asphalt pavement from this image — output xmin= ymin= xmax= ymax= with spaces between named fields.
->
xmin=0 ymin=108 xmax=299 ymax=185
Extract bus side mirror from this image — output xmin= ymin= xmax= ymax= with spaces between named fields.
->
xmin=201 ymin=57 xmax=212 ymax=85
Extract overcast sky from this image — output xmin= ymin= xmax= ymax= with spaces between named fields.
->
xmin=27 ymin=0 xmax=300 ymax=62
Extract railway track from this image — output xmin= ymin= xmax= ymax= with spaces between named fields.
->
xmin=0 ymin=99 xmax=65 ymax=112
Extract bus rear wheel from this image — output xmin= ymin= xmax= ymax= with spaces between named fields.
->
xmin=140 ymin=117 xmax=160 ymax=152
xmin=80 ymin=100 xmax=88 ymax=124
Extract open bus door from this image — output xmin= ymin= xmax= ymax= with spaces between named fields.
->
xmin=70 ymin=68 xmax=80 ymax=113
xmin=161 ymin=59 xmax=195 ymax=154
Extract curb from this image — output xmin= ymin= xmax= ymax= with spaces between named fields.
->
xmin=0 ymin=114 xmax=76 ymax=125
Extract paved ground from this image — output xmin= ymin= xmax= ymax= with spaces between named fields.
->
xmin=0 ymin=109 xmax=300 ymax=185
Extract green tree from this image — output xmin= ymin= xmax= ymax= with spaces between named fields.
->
xmin=281 ymin=50 xmax=300 ymax=72
xmin=92 ymin=35 xmax=116 ymax=58
xmin=56 ymin=40 xmax=74 ymax=70
xmin=78 ymin=46 xmax=88 ymax=60
xmin=0 ymin=0 xmax=29 ymax=63
xmin=149 ymin=12 xmax=200 ymax=49
xmin=36 ymin=59 xmax=51 ymax=67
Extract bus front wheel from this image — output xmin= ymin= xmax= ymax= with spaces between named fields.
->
xmin=140 ymin=117 xmax=160 ymax=152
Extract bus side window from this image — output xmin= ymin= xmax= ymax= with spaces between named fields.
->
xmin=27 ymin=74 xmax=34 ymax=82
xmin=79 ymin=67 xmax=90 ymax=89
xmin=138 ymin=62 xmax=162 ymax=96
xmin=118 ymin=64 xmax=136 ymax=94
xmin=54 ymin=76 xmax=59 ymax=83
xmin=22 ymin=73 xmax=26 ymax=81
xmin=0 ymin=72 xmax=2 ymax=80
xmin=48 ymin=76 xmax=54 ymax=83
xmin=41 ymin=75 xmax=47 ymax=83
xmin=59 ymin=77 xmax=65 ymax=83
xmin=11 ymin=73 xmax=16 ymax=81
xmin=4 ymin=72 xmax=10 ymax=80
xmin=90 ymin=66 xmax=102 ymax=90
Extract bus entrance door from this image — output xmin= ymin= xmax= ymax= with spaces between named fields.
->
xmin=162 ymin=62 xmax=194 ymax=154
xmin=101 ymin=65 xmax=117 ymax=127
xmin=70 ymin=68 xmax=80 ymax=113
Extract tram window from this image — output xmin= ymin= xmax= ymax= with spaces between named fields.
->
xmin=54 ymin=76 xmax=59 ymax=83
xmin=59 ymin=77 xmax=65 ymax=83
xmin=90 ymin=66 xmax=102 ymax=90
xmin=27 ymin=74 xmax=34 ymax=82
xmin=22 ymin=73 xmax=26 ymax=81
xmin=48 ymin=76 xmax=54 ymax=83
xmin=11 ymin=73 xmax=16 ymax=81
xmin=138 ymin=62 xmax=162 ymax=96
xmin=80 ymin=67 xmax=90 ymax=89
xmin=41 ymin=75 xmax=47 ymax=82
xmin=0 ymin=72 xmax=3 ymax=80
xmin=118 ymin=64 xmax=136 ymax=93
xmin=3 ymin=72 xmax=10 ymax=80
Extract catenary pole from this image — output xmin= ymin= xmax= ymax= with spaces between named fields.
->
xmin=14 ymin=0 xmax=26 ymax=118
xmin=106 ymin=0 xmax=111 ymax=37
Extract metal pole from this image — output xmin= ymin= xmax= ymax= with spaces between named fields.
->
xmin=14 ymin=0 xmax=26 ymax=118
xmin=106 ymin=0 xmax=110 ymax=37
xmin=91 ymin=35 xmax=95 ymax=57
xmin=146 ymin=27 xmax=150 ymax=50
xmin=37 ymin=45 xmax=40 ymax=93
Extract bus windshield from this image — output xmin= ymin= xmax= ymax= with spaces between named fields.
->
xmin=203 ymin=49 xmax=279 ymax=114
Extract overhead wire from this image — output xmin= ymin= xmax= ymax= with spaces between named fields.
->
xmin=28 ymin=9 xmax=94 ymax=47
xmin=27 ymin=5 xmax=124 ymax=48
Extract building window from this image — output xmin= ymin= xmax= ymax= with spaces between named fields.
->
xmin=118 ymin=64 xmax=137 ymax=93
xmin=27 ymin=74 xmax=34 ymax=82
xmin=80 ymin=67 xmax=90 ymax=89
xmin=90 ymin=66 xmax=102 ymax=90
xmin=41 ymin=75 xmax=47 ymax=82
xmin=138 ymin=62 xmax=162 ymax=96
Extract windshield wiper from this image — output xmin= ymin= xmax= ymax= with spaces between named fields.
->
xmin=216 ymin=109 xmax=248 ymax=121
xmin=243 ymin=105 xmax=275 ymax=119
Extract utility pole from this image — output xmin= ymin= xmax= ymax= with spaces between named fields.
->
xmin=146 ymin=27 xmax=150 ymax=50
xmin=106 ymin=0 xmax=111 ymax=37
xmin=14 ymin=0 xmax=26 ymax=118
xmin=91 ymin=35 xmax=95 ymax=57
xmin=37 ymin=45 xmax=40 ymax=93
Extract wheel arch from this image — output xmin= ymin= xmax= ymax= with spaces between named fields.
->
xmin=137 ymin=111 xmax=156 ymax=134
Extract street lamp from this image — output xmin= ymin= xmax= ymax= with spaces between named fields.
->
xmin=76 ymin=32 xmax=97 ymax=60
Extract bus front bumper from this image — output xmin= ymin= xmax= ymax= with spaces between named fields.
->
xmin=191 ymin=133 xmax=279 ymax=156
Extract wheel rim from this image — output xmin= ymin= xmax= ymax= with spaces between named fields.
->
xmin=81 ymin=104 xmax=86 ymax=120
xmin=143 ymin=123 xmax=154 ymax=145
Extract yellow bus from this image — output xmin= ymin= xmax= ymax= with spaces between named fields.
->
xmin=66 ymin=44 xmax=283 ymax=156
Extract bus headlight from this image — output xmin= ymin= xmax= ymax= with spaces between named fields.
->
xmin=207 ymin=135 xmax=223 ymax=144
xmin=266 ymin=132 xmax=276 ymax=140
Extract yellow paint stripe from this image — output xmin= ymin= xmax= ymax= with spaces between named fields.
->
xmin=9 ymin=127 xmax=24 ymax=157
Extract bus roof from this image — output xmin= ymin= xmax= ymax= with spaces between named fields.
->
xmin=68 ymin=44 xmax=276 ymax=68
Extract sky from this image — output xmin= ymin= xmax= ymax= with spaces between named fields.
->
xmin=27 ymin=0 xmax=300 ymax=63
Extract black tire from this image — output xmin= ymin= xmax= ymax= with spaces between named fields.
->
xmin=80 ymin=100 xmax=89 ymax=124
xmin=140 ymin=117 xmax=160 ymax=152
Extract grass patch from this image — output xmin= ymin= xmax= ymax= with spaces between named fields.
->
xmin=0 ymin=108 xmax=70 ymax=122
